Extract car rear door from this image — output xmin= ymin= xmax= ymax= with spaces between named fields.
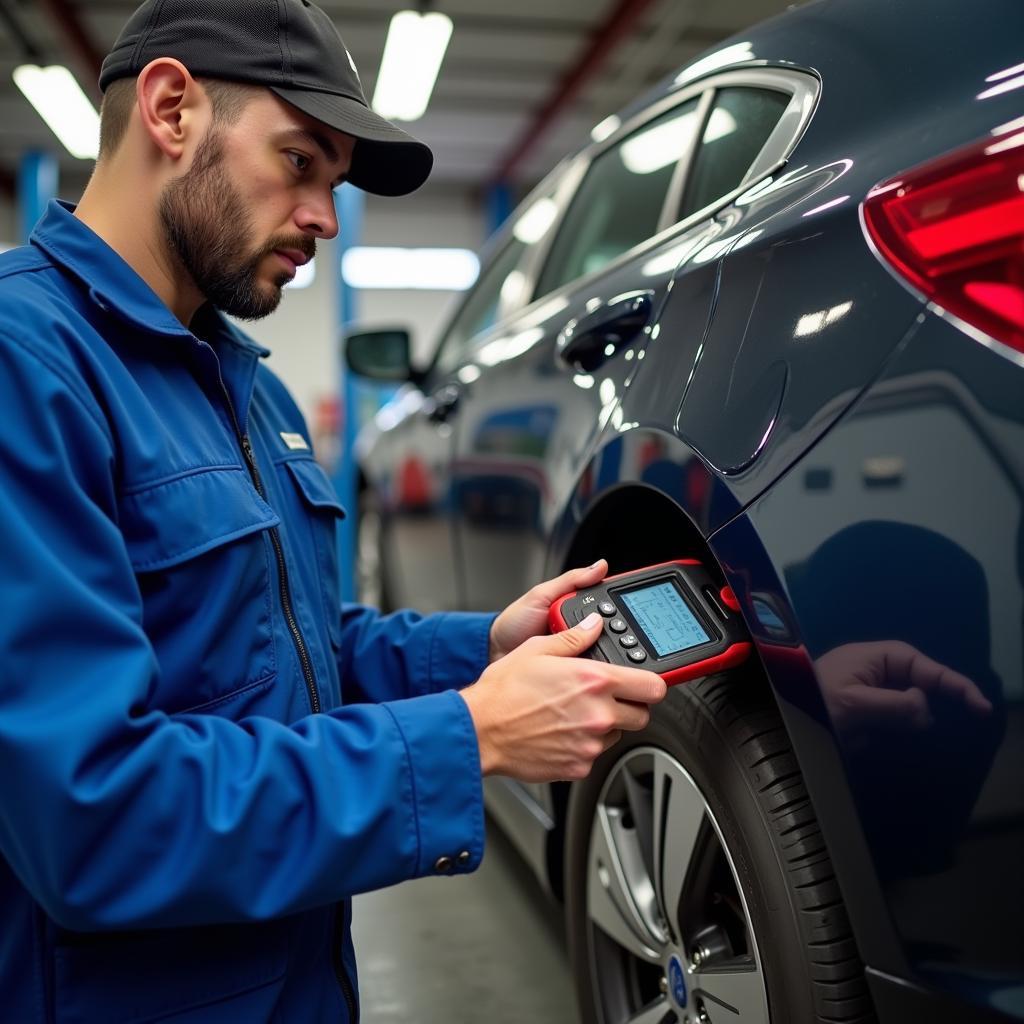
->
xmin=450 ymin=73 xmax=804 ymax=611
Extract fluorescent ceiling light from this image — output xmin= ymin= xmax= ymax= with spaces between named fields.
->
xmin=513 ymin=197 xmax=558 ymax=244
xmin=372 ymin=11 xmax=453 ymax=122
xmin=13 ymin=65 xmax=99 ymax=160
xmin=342 ymin=247 xmax=479 ymax=290
xmin=620 ymin=108 xmax=698 ymax=175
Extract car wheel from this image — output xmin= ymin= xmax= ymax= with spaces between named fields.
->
xmin=565 ymin=670 xmax=875 ymax=1024
xmin=355 ymin=489 xmax=392 ymax=611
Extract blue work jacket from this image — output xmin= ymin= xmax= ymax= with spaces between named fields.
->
xmin=0 ymin=201 xmax=492 ymax=1023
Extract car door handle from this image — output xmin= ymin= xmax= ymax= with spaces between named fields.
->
xmin=428 ymin=383 xmax=462 ymax=423
xmin=556 ymin=291 xmax=655 ymax=372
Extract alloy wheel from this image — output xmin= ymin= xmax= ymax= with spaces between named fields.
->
xmin=585 ymin=746 xmax=770 ymax=1024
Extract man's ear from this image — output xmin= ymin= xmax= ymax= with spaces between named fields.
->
xmin=136 ymin=58 xmax=206 ymax=161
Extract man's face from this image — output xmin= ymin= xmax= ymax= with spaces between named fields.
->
xmin=159 ymin=91 xmax=355 ymax=321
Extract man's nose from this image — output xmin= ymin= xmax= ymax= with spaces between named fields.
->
xmin=295 ymin=193 xmax=340 ymax=240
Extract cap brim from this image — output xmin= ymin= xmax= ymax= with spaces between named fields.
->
xmin=271 ymin=86 xmax=433 ymax=197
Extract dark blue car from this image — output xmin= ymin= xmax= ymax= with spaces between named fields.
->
xmin=348 ymin=0 xmax=1024 ymax=1020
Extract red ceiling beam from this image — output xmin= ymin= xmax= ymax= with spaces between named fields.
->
xmin=36 ymin=0 xmax=104 ymax=101
xmin=489 ymin=0 xmax=660 ymax=186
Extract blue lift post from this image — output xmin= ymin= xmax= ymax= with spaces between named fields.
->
xmin=486 ymin=181 xmax=513 ymax=238
xmin=18 ymin=151 xmax=58 ymax=243
xmin=334 ymin=183 xmax=365 ymax=602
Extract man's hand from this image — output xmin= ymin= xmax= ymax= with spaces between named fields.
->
xmin=816 ymin=640 xmax=992 ymax=741
xmin=488 ymin=559 xmax=609 ymax=662
xmin=461 ymin=611 xmax=667 ymax=783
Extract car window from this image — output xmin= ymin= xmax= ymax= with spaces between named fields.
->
xmin=534 ymin=97 xmax=702 ymax=298
xmin=433 ymin=236 xmax=529 ymax=376
xmin=679 ymin=86 xmax=790 ymax=220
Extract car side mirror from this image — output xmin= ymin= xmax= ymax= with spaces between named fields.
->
xmin=344 ymin=328 xmax=414 ymax=382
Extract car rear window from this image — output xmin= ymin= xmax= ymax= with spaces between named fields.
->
xmin=679 ymin=86 xmax=790 ymax=219
xmin=534 ymin=97 xmax=702 ymax=297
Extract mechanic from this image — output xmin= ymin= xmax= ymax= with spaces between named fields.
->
xmin=0 ymin=1 xmax=667 ymax=1020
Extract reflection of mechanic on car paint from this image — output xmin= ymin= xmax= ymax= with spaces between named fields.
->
xmin=816 ymin=640 xmax=992 ymax=746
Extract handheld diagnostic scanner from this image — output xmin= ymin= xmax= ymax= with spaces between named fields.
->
xmin=548 ymin=560 xmax=751 ymax=685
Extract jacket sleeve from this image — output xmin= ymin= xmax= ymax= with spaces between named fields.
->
xmin=0 ymin=333 xmax=484 ymax=932
xmin=337 ymin=604 xmax=496 ymax=705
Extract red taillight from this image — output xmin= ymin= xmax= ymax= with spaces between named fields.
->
xmin=863 ymin=127 xmax=1024 ymax=355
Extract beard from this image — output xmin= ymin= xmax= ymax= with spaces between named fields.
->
xmin=159 ymin=131 xmax=316 ymax=322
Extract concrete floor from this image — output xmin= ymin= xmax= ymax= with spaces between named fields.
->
xmin=352 ymin=818 xmax=577 ymax=1023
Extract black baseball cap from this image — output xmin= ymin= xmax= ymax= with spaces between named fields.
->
xmin=99 ymin=0 xmax=433 ymax=196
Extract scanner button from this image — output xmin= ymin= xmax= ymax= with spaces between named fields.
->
xmin=619 ymin=634 xmax=638 ymax=649
xmin=609 ymin=617 xmax=628 ymax=633
xmin=627 ymin=648 xmax=648 ymax=663
xmin=598 ymin=601 xmax=617 ymax=617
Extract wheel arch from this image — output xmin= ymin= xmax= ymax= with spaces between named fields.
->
xmin=542 ymin=429 xmax=905 ymax=980
xmin=540 ymin=438 xmax=782 ymax=900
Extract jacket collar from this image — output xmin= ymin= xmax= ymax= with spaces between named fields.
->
xmin=30 ymin=200 xmax=271 ymax=358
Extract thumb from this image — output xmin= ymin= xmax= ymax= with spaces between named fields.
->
xmin=546 ymin=611 xmax=604 ymax=657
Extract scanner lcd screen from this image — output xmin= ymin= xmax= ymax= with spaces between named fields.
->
xmin=620 ymin=582 xmax=710 ymax=657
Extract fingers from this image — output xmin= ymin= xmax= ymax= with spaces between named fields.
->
xmin=581 ymin=704 xmax=649 ymax=773
xmin=838 ymin=683 xmax=932 ymax=733
xmin=614 ymin=700 xmax=652 ymax=732
xmin=608 ymin=666 xmax=668 ymax=705
xmin=531 ymin=559 xmax=608 ymax=605
xmin=897 ymin=645 xmax=993 ymax=715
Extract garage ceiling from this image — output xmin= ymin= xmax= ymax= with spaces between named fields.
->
xmin=0 ymin=0 xmax=797 ymax=200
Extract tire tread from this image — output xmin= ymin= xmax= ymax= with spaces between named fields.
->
xmin=689 ymin=672 xmax=876 ymax=1024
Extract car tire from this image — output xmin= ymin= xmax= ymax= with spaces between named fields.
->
xmin=565 ymin=667 xmax=876 ymax=1024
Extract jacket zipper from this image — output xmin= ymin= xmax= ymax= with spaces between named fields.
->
xmin=205 ymin=348 xmax=357 ymax=1014
xmin=333 ymin=901 xmax=359 ymax=1022
xmin=238 ymin=433 xmax=321 ymax=714
xmin=208 ymin=361 xmax=320 ymax=714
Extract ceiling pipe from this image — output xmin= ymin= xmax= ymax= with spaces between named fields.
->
xmin=35 ymin=0 xmax=104 ymax=101
xmin=488 ymin=0 xmax=660 ymax=186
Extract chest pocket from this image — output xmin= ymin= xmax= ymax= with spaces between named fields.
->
xmin=118 ymin=465 xmax=280 ymax=716
xmin=279 ymin=456 xmax=347 ymax=651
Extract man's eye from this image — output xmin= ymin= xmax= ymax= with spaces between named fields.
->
xmin=288 ymin=152 xmax=311 ymax=173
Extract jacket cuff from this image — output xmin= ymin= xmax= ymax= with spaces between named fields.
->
xmin=427 ymin=612 xmax=497 ymax=691
xmin=382 ymin=689 xmax=485 ymax=877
